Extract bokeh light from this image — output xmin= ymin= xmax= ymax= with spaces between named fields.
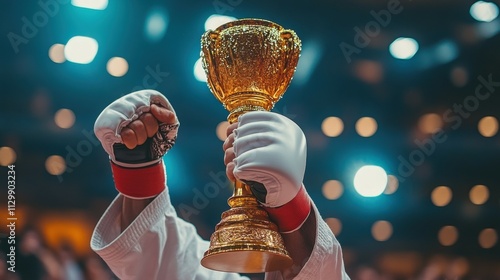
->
xmin=30 ymin=90 xmax=51 ymax=117
xmin=478 ymin=228 xmax=497 ymax=249
xmin=294 ymin=40 xmax=323 ymax=86
xmin=325 ymin=218 xmax=342 ymax=236
xmin=322 ymin=180 xmax=344 ymax=200
xmin=216 ymin=121 xmax=230 ymax=141
xmin=39 ymin=213 xmax=94 ymax=257
xmin=45 ymin=155 xmax=66 ymax=176
xmin=0 ymin=147 xmax=17 ymax=166
xmin=372 ymin=220 xmax=393 ymax=241
xmin=378 ymin=252 xmax=422 ymax=277
xmin=145 ymin=8 xmax=169 ymax=42
xmin=449 ymin=257 xmax=470 ymax=278
xmin=321 ymin=117 xmax=344 ymax=137
xmin=438 ymin=225 xmax=459 ymax=246
xmin=54 ymin=108 xmax=75 ymax=129
xmin=450 ymin=66 xmax=469 ymax=87
xmin=354 ymin=60 xmax=383 ymax=84
xmin=194 ymin=58 xmax=207 ymax=82
xmin=353 ymin=165 xmax=387 ymax=197
xmin=389 ymin=37 xmax=419 ymax=59
xmin=433 ymin=40 xmax=459 ymax=64
xmin=64 ymin=36 xmax=98 ymax=64
xmin=355 ymin=117 xmax=378 ymax=137
xmin=478 ymin=116 xmax=498 ymax=137
xmin=419 ymin=113 xmax=443 ymax=134
xmin=470 ymin=1 xmax=499 ymax=22
xmin=106 ymin=57 xmax=129 ymax=77
xmin=204 ymin=14 xmax=237 ymax=31
xmin=384 ymin=175 xmax=399 ymax=194
xmin=469 ymin=184 xmax=489 ymax=205
xmin=48 ymin=44 xmax=65 ymax=63
xmin=71 ymin=0 xmax=108 ymax=10
xmin=431 ymin=186 xmax=453 ymax=207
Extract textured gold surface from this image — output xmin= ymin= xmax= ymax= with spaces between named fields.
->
xmin=201 ymin=182 xmax=293 ymax=273
xmin=200 ymin=19 xmax=300 ymax=273
xmin=201 ymin=18 xmax=301 ymax=123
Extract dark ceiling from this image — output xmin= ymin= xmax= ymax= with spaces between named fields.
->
xmin=1 ymin=0 xmax=499 ymax=278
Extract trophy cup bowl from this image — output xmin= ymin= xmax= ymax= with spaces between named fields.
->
xmin=200 ymin=19 xmax=301 ymax=273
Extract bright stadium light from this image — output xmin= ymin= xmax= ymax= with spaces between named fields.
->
xmin=353 ymin=165 xmax=388 ymax=197
xmin=71 ymin=0 xmax=108 ymax=10
xmin=470 ymin=1 xmax=499 ymax=22
xmin=64 ymin=36 xmax=98 ymax=64
xmin=389 ymin=37 xmax=419 ymax=59
xmin=204 ymin=14 xmax=237 ymax=31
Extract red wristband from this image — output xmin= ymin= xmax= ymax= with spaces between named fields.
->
xmin=263 ymin=185 xmax=311 ymax=233
xmin=110 ymin=161 xmax=166 ymax=199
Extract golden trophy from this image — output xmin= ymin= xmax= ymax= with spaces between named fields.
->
xmin=199 ymin=19 xmax=301 ymax=273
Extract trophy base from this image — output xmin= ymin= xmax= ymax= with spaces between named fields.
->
xmin=201 ymin=214 xmax=294 ymax=273
xmin=201 ymin=245 xmax=293 ymax=273
xmin=201 ymin=190 xmax=293 ymax=273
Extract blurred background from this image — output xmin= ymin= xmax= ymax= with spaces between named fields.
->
xmin=1 ymin=0 xmax=500 ymax=279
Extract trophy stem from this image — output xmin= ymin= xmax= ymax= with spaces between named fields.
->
xmin=228 ymin=180 xmax=259 ymax=207
xmin=225 ymin=92 xmax=273 ymax=123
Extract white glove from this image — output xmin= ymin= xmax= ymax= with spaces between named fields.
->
xmin=226 ymin=111 xmax=311 ymax=233
xmin=95 ymin=89 xmax=179 ymax=168
xmin=94 ymin=90 xmax=179 ymax=198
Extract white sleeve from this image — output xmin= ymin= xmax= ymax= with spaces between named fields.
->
xmin=90 ymin=190 xmax=248 ymax=280
xmin=265 ymin=203 xmax=350 ymax=280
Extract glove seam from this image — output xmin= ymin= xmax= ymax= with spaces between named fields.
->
xmin=111 ymin=157 xmax=161 ymax=169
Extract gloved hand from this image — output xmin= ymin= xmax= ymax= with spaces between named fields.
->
xmin=94 ymin=90 xmax=179 ymax=199
xmin=224 ymin=111 xmax=311 ymax=233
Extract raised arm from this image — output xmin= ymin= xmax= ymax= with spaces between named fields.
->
xmin=114 ymin=102 xmax=175 ymax=231
xmin=224 ymin=112 xmax=350 ymax=280
xmin=90 ymin=90 xmax=246 ymax=280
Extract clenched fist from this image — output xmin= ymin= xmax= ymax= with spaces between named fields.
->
xmin=120 ymin=104 xmax=176 ymax=149
xmin=94 ymin=90 xmax=179 ymax=198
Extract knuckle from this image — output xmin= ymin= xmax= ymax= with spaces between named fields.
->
xmin=129 ymin=120 xmax=145 ymax=130
xmin=222 ymin=138 xmax=233 ymax=151
xmin=226 ymin=123 xmax=237 ymax=137
xmin=226 ymin=163 xmax=236 ymax=181
xmin=136 ymin=132 xmax=147 ymax=142
xmin=121 ymin=128 xmax=134 ymax=139
xmin=224 ymin=148 xmax=234 ymax=164
xmin=140 ymin=113 xmax=155 ymax=123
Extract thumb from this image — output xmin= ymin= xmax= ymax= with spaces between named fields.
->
xmin=150 ymin=104 xmax=177 ymax=124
